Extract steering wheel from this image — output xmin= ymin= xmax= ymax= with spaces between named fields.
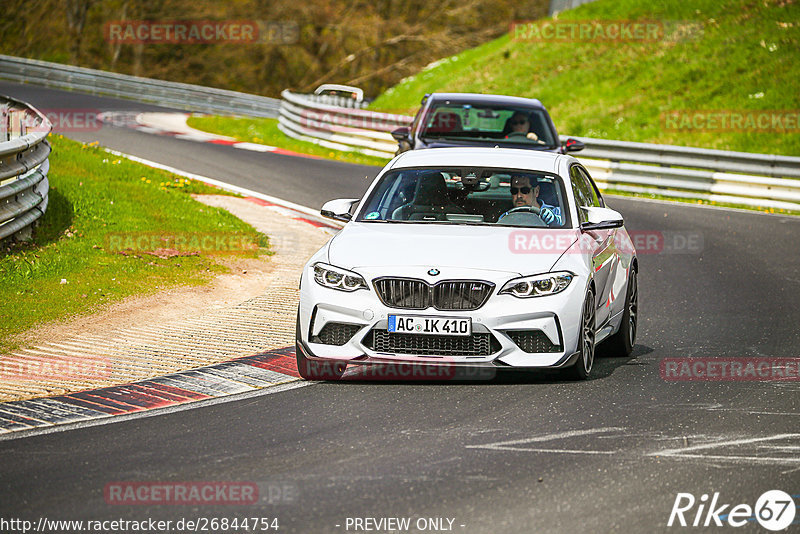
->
xmin=504 ymin=205 xmax=541 ymax=216
xmin=497 ymin=205 xmax=547 ymax=227
xmin=506 ymin=131 xmax=528 ymax=139
xmin=391 ymin=202 xmax=412 ymax=220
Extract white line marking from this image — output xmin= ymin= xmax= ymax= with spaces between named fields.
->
xmin=466 ymin=427 xmax=625 ymax=452
xmin=471 ymin=446 xmax=616 ymax=454
xmin=661 ymin=454 xmax=800 ymax=465
xmin=173 ymin=133 xmax=207 ymax=142
xmin=103 ymin=148 xmax=344 ymax=227
xmin=234 ymin=142 xmax=277 ymax=152
xmin=650 ymin=433 xmax=800 ymax=457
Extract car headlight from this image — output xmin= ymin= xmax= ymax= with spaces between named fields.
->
xmin=499 ymin=271 xmax=574 ymax=298
xmin=312 ymin=262 xmax=368 ymax=292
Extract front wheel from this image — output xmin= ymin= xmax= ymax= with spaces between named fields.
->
xmin=600 ymin=269 xmax=637 ymax=358
xmin=563 ymin=289 xmax=596 ymax=380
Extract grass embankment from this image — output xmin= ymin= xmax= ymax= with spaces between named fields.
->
xmin=185 ymin=116 xmax=389 ymax=167
xmin=187 ymin=0 xmax=798 ymax=215
xmin=0 ymin=135 xmax=269 ymax=353
xmin=370 ymin=0 xmax=799 ymax=156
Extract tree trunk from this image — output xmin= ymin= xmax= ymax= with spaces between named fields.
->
xmin=64 ymin=0 xmax=94 ymax=64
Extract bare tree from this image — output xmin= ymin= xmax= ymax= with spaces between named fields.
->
xmin=64 ymin=0 xmax=95 ymax=63
xmin=107 ymin=0 xmax=128 ymax=70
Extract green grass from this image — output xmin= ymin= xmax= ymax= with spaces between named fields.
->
xmin=0 ymin=135 xmax=269 ymax=353
xmin=369 ymin=0 xmax=800 ymax=156
xmin=186 ymin=116 xmax=390 ymax=167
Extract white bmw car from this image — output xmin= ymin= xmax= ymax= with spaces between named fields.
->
xmin=296 ymin=147 xmax=638 ymax=380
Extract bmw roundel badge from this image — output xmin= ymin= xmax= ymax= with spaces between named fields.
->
xmin=428 ymin=268 xmax=440 ymax=276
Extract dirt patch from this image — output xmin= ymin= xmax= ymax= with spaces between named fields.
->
xmin=9 ymin=254 xmax=276 ymax=352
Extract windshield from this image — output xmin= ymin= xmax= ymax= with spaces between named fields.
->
xmin=356 ymin=168 xmax=571 ymax=228
xmin=419 ymin=103 xmax=558 ymax=149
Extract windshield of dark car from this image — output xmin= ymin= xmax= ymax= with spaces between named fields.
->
xmin=418 ymin=103 xmax=558 ymax=148
xmin=355 ymin=168 xmax=570 ymax=228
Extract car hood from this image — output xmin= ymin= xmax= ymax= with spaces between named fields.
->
xmin=327 ymin=222 xmax=580 ymax=277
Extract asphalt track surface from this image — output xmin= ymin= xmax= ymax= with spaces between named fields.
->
xmin=1 ymin=82 xmax=799 ymax=533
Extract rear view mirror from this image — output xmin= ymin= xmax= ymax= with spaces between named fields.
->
xmin=563 ymin=138 xmax=585 ymax=153
xmin=580 ymin=206 xmax=623 ymax=231
xmin=391 ymin=127 xmax=410 ymax=141
xmin=320 ymin=198 xmax=359 ymax=222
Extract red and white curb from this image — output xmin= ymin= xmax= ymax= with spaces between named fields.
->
xmin=0 ymin=150 xmax=345 ymax=438
xmin=0 ymin=347 xmax=301 ymax=436
xmin=98 ymin=111 xmax=319 ymax=158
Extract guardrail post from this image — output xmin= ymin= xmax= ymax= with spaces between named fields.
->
xmin=9 ymin=108 xmax=22 ymax=139
xmin=0 ymin=103 xmax=7 ymax=142
xmin=13 ymin=218 xmax=33 ymax=240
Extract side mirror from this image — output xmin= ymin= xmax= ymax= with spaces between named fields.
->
xmin=563 ymin=138 xmax=585 ymax=153
xmin=580 ymin=206 xmax=623 ymax=231
xmin=320 ymin=198 xmax=359 ymax=222
xmin=391 ymin=126 xmax=411 ymax=141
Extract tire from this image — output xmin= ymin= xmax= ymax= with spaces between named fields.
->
xmin=600 ymin=269 xmax=638 ymax=358
xmin=563 ymin=289 xmax=596 ymax=380
xmin=295 ymin=312 xmax=346 ymax=381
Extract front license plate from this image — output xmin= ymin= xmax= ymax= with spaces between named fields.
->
xmin=388 ymin=315 xmax=472 ymax=336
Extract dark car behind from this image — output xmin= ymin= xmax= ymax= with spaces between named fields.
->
xmin=391 ymin=93 xmax=584 ymax=156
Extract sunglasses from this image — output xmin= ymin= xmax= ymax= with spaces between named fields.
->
xmin=510 ymin=119 xmax=528 ymax=125
xmin=510 ymin=187 xmax=532 ymax=195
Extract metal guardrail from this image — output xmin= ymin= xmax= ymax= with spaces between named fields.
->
xmin=574 ymin=137 xmax=800 ymax=179
xmin=278 ymin=89 xmax=411 ymax=158
xmin=549 ymin=0 xmax=600 ymax=16
xmin=0 ymin=95 xmax=51 ymax=242
xmin=574 ymin=137 xmax=800 ymax=210
xmin=0 ymin=55 xmax=281 ymax=118
xmin=279 ymin=90 xmax=800 ymax=211
xmin=3 ymin=51 xmax=797 ymax=212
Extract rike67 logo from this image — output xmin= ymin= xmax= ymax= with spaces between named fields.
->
xmin=668 ymin=490 xmax=796 ymax=530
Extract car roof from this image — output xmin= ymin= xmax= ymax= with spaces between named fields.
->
xmin=389 ymin=147 xmax=564 ymax=174
xmin=427 ymin=92 xmax=545 ymax=109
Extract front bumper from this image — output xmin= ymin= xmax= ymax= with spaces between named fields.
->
xmin=298 ymin=268 xmax=587 ymax=369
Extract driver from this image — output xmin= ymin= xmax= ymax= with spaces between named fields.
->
xmin=506 ymin=111 xmax=540 ymax=141
xmin=500 ymin=174 xmax=563 ymax=226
